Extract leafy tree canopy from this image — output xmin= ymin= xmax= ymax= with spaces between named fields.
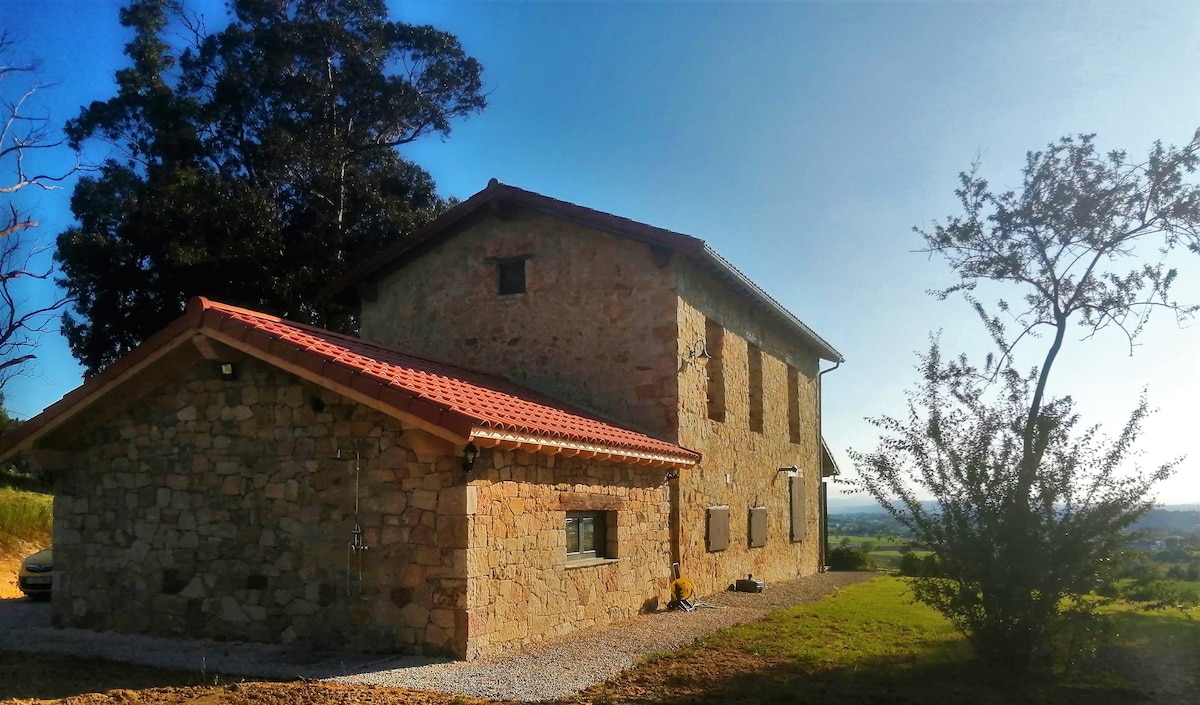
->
xmin=0 ymin=392 xmax=20 ymax=435
xmin=851 ymin=133 xmax=1200 ymax=671
xmin=56 ymin=0 xmax=486 ymax=374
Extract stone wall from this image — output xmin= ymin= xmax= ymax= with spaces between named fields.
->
xmin=463 ymin=449 xmax=671 ymax=659
xmin=50 ymin=348 xmax=471 ymax=655
xmin=358 ymin=210 xmax=681 ymax=441
xmin=357 ymin=209 xmax=830 ymax=601
xmin=672 ymin=258 xmax=824 ymax=596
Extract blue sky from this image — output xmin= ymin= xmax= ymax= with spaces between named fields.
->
xmin=3 ymin=1 xmax=1199 ymax=503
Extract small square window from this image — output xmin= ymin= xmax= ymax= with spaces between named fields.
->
xmin=566 ymin=511 xmax=607 ymax=560
xmin=497 ymin=259 xmax=526 ymax=295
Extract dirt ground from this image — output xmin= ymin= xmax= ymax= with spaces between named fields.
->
xmin=0 ymin=649 xmax=713 ymax=705
xmin=0 ymin=542 xmax=41 ymax=600
xmin=0 ymin=654 xmax=494 ymax=705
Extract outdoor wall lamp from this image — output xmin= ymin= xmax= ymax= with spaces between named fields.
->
xmin=462 ymin=442 xmax=479 ymax=473
xmin=218 ymin=362 xmax=239 ymax=380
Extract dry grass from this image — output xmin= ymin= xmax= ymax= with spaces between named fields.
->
xmin=0 ymin=487 xmax=52 ymax=551
xmin=0 ymin=487 xmax=51 ymax=598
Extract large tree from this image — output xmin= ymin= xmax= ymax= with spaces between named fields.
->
xmin=1 ymin=33 xmax=75 ymax=393
xmin=56 ymin=0 xmax=485 ymax=374
xmin=851 ymin=133 xmax=1200 ymax=671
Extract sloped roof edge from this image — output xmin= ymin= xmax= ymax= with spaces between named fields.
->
xmin=821 ymin=438 xmax=842 ymax=478
xmin=0 ymin=298 xmax=700 ymax=468
xmin=320 ymin=180 xmax=844 ymax=363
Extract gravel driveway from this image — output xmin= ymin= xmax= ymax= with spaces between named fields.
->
xmin=0 ymin=571 xmax=874 ymax=701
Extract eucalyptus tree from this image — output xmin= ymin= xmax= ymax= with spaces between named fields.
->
xmin=56 ymin=0 xmax=486 ymax=374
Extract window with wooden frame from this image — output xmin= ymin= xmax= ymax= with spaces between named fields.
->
xmin=565 ymin=511 xmax=609 ymax=561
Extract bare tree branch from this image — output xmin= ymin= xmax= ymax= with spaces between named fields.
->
xmin=0 ymin=33 xmax=75 ymax=394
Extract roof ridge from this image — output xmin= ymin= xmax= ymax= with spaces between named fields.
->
xmin=487 ymin=181 xmax=707 ymax=249
xmin=320 ymin=181 xmax=844 ymax=363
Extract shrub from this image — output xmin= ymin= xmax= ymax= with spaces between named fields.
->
xmin=899 ymin=552 xmax=923 ymax=576
xmin=828 ymin=546 xmax=873 ymax=571
xmin=898 ymin=552 xmax=943 ymax=577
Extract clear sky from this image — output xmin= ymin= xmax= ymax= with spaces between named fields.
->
xmin=2 ymin=1 xmax=1199 ymax=504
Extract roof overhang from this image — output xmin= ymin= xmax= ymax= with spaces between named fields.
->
xmin=821 ymin=438 xmax=842 ymax=478
xmin=0 ymin=298 xmax=700 ymax=471
xmin=470 ymin=427 xmax=698 ymax=469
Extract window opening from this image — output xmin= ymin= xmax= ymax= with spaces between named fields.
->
xmin=788 ymin=365 xmax=803 ymax=444
xmin=748 ymin=344 xmax=764 ymax=433
xmin=566 ymin=511 xmax=607 ymax=560
xmin=497 ymin=258 xmax=527 ymax=295
xmin=705 ymin=318 xmax=725 ymax=422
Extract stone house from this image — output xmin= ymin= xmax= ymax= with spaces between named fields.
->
xmin=0 ymin=181 xmax=843 ymax=659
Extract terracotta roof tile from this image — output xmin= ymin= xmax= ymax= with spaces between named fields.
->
xmin=203 ymin=299 xmax=697 ymax=461
xmin=0 ymin=298 xmax=700 ymax=465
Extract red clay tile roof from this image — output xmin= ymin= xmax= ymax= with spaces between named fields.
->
xmin=321 ymin=180 xmax=844 ymax=363
xmin=0 ymin=298 xmax=699 ymax=466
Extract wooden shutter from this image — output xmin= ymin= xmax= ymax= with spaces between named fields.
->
xmin=749 ymin=506 xmax=768 ymax=548
xmin=790 ymin=475 xmax=807 ymax=542
xmin=707 ymin=505 xmax=730 ymax=552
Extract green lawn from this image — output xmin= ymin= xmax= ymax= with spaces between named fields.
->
xmin=629 ymin=577 xmax=1200 ymax=704
xmin=1159 ymin=580 xmax=1200 ymax=599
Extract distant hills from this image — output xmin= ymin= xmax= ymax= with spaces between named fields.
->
xmin=829 ymin=500 xmax=1200 ymax=538
xmin=829 ymin=497 xmax=1200 ymax=515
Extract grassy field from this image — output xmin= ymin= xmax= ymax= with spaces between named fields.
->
xmin=829 ymin=535 xmax=933 ymax=569
xmin=1 ymin=577 xmax=1197 ymax=703
xmin=583 ymin=577 xmax=1200 ymax=704
xmin=1163 ymin=580 xmax=1200 ymax=597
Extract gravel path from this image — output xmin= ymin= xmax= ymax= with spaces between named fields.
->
xmin=0 ymin=571 xmax=874 ymax=701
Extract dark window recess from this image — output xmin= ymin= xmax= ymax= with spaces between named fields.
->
xmin=749 ymin=506 xmax=768 ymax=548
xmin=497 ymin=258 xmax=527 ymax=295
xmin=787 ymin=366 xmax=803 ymax=444
xmin=705 ymin=318 xmax=726 ymax=422
xmin=566 ymin=511 xmax=608 ymax=560
xmin=790 ymin=475 xmax=807 ymax=542
xmin=748 ymin=344 xmax=764 ymax=433
xmin=707 ymin=505 xmax=731 ymax=552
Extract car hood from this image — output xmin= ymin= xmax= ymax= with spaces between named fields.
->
xmin=24 ymin=548 xmax=52 ymax=566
